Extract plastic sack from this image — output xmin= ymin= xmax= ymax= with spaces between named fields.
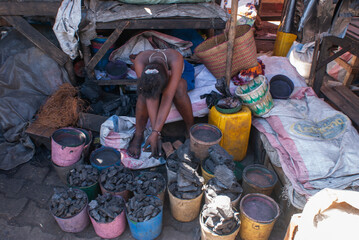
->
xmin=288 ymin=41 xmax=315 ymax=79
xmin=53 ymin=0 xmax=81 ymax=60
xmin=295 ymin=188 xmax=359 ymax=240
xmin=100 ymin=115 xmax=136 ymax=150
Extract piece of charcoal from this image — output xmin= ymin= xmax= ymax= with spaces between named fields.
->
xmin=50 ymin=188 xmax=87 ymax=218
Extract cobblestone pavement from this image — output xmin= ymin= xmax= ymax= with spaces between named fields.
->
xmin=0 ymin=147 xmax=286 ymax=240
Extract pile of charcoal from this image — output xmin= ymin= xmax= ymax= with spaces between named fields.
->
xmin=100 ymin=165 xmax=133 ymax=192
xmin=50 ymin=188 xmax=87 ymax=218
xmin=129 ymin=172 xmax=166 ymax=196
xmin=89 ymin=194 xmax=125 ymax=223
xmin=68 ymin=165 xmax=99 ymax=187
xmin=202 ymin=196 xmax=240 ymax=235
xmin=169 ymin=161 xmax=204 ymax=199
xmin=127 ymin=194 xmax=162 ymax=222
xmin=205 ymin=176 xmax=243 ymax=202
xmin=203 ymin=144 xmax=235 ymax=174
xmin=166 ymin=140 xmax=200 ymax=172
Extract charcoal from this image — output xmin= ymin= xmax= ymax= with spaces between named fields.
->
xmin=205 ymin=178 xmax=242 ymax=202
xmin=178 ymin=162 xmax=203 ymax=186
xmin=100 ymin=165 xmax=133 ymax=192
xmin=202 ymin=196 xmax=239 ymax=235
xmin=204 ymin=158 xmax=216 ymax=174
xmin=89 ymin=194 xmax=125 ymax=223
xmin=166 ymin=154 xmax=179 ymax=172
xmin=50 ymin=188 xmax=87 ymax=218
xmin=126 ymin=195 xmax=162 ymax=222
xmin=68 ymin=165 xmax=99 ymax=187
xmin=169 ymin=182 xmax=202 ymax=200
xmin=214 ymin=165 xmax=235 ymax=188
xmin=129 ymin=172 xmax=165 ymax=196
xmin=208 ymin=144 xmax=233 ymax=165
xmin=178 ymin=184 xmax=198 ymax=192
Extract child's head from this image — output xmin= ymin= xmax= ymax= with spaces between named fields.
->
xmin=137 ymin=62 xmax=168 ymax=99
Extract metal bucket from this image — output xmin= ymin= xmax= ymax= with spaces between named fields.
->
xmin=127 ymin=204 xmax=163 ymax=240
xmin=239 ymin=193 xmax=280 ymax=240
xmin=242 ymin=164 xmax=278 ymax=196
xmin=190 ymin=124 xmax=222 ymax=163
xmin=51 ymin=128 xmax=86 ymax=167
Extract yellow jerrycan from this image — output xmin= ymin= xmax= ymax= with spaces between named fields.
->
xmin=208 ymin=106 xmax=251 ymax=161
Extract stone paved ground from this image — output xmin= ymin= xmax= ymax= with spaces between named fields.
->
xmin=0 ymin=146 xmax=287 ymax=240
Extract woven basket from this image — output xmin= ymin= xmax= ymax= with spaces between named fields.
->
xmin=194 ymin=25 xmax=257 ymax=79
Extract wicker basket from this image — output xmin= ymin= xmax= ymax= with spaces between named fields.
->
xmin=194 ymin=25 xmax=257 ymax=79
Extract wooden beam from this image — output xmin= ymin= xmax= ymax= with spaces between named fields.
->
xmin=77 ymin=113 xmax=108 ymax=133
xmin=86 ymin=21 xmax=129 ymax=75
xmin=321 ymin=84 xmax=359 ymax=128
xmin=96 ymin=18 xmax=226 ymax=30
xmin=225 ymin=0 xmax=238 ymax=87
xmin=0 ymin=2 xmax=61 ymax=16
xmin=2 ymin=16 xmax=68 ymax=66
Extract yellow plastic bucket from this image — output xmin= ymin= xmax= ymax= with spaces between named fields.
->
xmin=208 ymin=106 xmax=251 ymax=161
xmin=239 ymin=193 xmax=280 ymax=240
xmin=168 ymin=188 xmax=203 ymax=222
xmin=273 ymin=31 xmax=297 ymax=57
xmin=201 ymin=164 xmax=215 ymax=184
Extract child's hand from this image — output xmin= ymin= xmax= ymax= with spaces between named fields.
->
xmin=143 ymin=131 xmax=163 ymax=158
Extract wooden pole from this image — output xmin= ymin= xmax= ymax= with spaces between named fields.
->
xmin=225 ymin=0 xmax=238 ymax=87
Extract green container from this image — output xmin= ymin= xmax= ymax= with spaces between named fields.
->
xmin=72 ymin=182 xmax=100 ymax=202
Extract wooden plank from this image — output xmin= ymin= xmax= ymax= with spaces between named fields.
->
xmin=96 ymin=79 xmax=137 ymax=86
xmin=321 ymin=85 xmax=359 ymax=128
xmin=2 ymin=16 xmax=68 ymax=66
xmin=225 ymin=0 xmax=238 ymax=86
xmin=333 ymin=85 xmax=359 ymax=110
xmin=0 ymin=2 xmax=60 ymax=16
xmin=96 ymin=18 xmax=226 ymax=30
xmin=87 ymin=21 xmax=129 ymax=74
xmin=77 ymin=112 xmax=108 ymax=133
xmin=172 ymin=140 xmax=183 ymax=150
xmin=25 ymin=121 xmax=56 ymax=139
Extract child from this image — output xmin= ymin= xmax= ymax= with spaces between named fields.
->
xmin=127 ymin=49 xmax=194 ymax=158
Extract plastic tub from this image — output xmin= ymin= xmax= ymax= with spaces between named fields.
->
xmin=90 ymin=146 xmax=122 ymax=171
xmin=50 ymin=189 xmax=89 ymax=233
xmin=200 ymin=210 xmax=240 ymax=240
xmin=89 ymin=196 xmax=126 ymax=239
xmin=168 ymin=187 xmax=203 ymax=222
xmin=51 ymin=128 xmax=86 ymax=167
xmin=127 ymin=204 xmax=163 ymax=240
xmin=269 ymin=75 xmax=294 ymax=99
xmin=52 ymin=155 xmax=84 ymax=184
xmin=239 ymin=193 xmax=280 ymax=240
xmin=190 ymin=123 xmax=222 ymax=162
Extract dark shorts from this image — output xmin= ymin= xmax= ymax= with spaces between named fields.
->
xmin=182 ymin=60 xmax=195 ymax=91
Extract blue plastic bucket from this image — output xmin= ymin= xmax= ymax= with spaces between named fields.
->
xmin=127 ymin=206 xmax=163 ymax=240
xmin=90 ymin=146 xmax=122 ymax=171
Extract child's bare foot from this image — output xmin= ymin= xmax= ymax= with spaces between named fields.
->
xmin=127 ymin=133 xmax=144 ymax=159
